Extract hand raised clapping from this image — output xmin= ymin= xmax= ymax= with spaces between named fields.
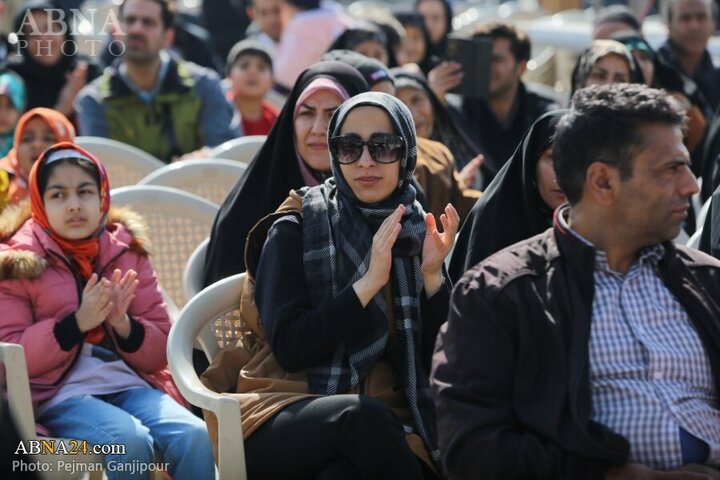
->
xmin=75 ymin=274 xmax=112 ymax=333
xmin=106 ymin=269 xmax=139 ymax=339
xmin=353 ymin=205 xmax=405 ymax=307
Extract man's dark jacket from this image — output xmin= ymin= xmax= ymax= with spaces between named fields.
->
xmin=432 ymin=212 xmax=720 ymax=480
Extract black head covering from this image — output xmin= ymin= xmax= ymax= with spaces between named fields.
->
xmin=322 ymin=49 xmax=394 ymax=88
xmin=594 ymin=5 xmax=642 ymax=31
xmin=391 ymin=68 xmax=486 ymax=173
xmin=449 ymin=110 xmax=567 ymax=281
xmin=328 ymin=25 xmax=393 ymax=67
xmin=415 ymin=0 xmax=453 ymax=58
xmin=394 ymin=11 xmax=434 ymax=73
xmin=202 ymin=61 xmax=368 ymax=286
xmin=9 ymin=0 xmax=98 ymax=110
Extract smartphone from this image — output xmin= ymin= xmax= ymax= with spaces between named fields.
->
xmin=444 ymin=35 xmax=492 ymax=99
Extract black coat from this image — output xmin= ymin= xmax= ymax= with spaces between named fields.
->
xmin=449 ymin=110 xmax=565 ymax=281
xmin=433 ymin=216 xmax=720 ymax=480
xmin=447 ymin=82 xmax=560 ymax=184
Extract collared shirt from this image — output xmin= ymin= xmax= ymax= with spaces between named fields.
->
xmin=559 ymin=211 xmax=720 ymax=468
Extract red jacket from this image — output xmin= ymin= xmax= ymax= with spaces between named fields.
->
xmin=0 ymin=204 xmax=185 ymax=415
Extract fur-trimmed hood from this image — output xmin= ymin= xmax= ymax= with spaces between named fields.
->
xmin=0 ymin=202 xmax=152 ymax=281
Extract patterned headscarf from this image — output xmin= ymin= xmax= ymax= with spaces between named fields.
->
xmin=301 ymin=92 xmax=438 ymax=462
xmin=571 ymin=39 xmax=636 ymax=94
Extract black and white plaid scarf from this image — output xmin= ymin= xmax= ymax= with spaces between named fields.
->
xmin=300 ymin=92 xmax=440 ymax=464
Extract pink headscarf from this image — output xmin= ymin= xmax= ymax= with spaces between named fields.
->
xmin=293 ymin=78 xmax=350 ymax=186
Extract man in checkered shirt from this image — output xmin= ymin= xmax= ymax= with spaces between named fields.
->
xmin=432 ymin=83 xmax=720 ymax=480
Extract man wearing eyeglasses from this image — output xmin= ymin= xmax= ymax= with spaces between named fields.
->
xmin=432 ymin=84 xmax=720 ymax=479
xmin=75 ymin=0 xmax=240 ymax=163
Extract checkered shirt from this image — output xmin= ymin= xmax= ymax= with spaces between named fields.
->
xmin=561 ymin=218 xmax=720 ymax=468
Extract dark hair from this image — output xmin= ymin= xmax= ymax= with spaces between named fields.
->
xmin=322 ymin=49 xmax=394 ymax=87
xmin=120 ymin=0 xmax=176 ymax=30
xmin=14 ymin=1 xmax=72 ymax=41
xmin=594 ymin=5 xmax=642 ymax=31
xmin=662 ymin=0 xmax=717 ymax=24
xmin=414 ymin=0 xmax=453 ymax=37
xmin=38 ymin=157 xmax=101 ymax=197
xmin=473 ymin=21 xmax=531 ymax=62
xmin=286 ymin=0 xmax=321 ymax=11
xmin=554 ymin=83 xmax=686 ymax=204
xmin=330 ymin=26 xmax=389 ymax=56
xmin=394 ymin=11 xmax=433 ymax=70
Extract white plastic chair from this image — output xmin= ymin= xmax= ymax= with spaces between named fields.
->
xmin=687 ymin=228 xmax=703 ymax=249
xmin=138 ymin=158 xmax=246 ymax=205
xmin=75 ymin=136 xmax=165 ymax=189
xmin=0 ymin=342 xmax=104 ymax=480
xmin=209 ymin=136 xmax=266 ymax=165
xmin=183 ymin=237 xmax=209 ymax=302
xmin=167 ymin=273 xmax=248 ymax=480
xmin=110 ymin=186 xmax=219 ymax=313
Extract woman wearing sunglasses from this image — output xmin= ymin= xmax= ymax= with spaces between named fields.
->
xmin=202 ymin=61 xmax=368 ymax=287
xmin=202 ymin=92 xmax=458 ymax=479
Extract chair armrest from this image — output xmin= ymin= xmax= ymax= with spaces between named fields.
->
xmin=0 ymin=342 xmax=36 ymax=440
xmin=167 ymin=307 xmax=247 ymax=479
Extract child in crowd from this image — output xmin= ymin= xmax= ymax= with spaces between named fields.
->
xmin=0 ymin=108 xmax=73 ymax=205
xmin=0 ymin=143 xmax=215 ymax=480
xmin=226 ymin=39 xmax=280 ymax=136
xmin=0 ymin=71 xmax=26 ymax=158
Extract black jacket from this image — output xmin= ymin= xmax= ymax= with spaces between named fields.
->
xmin=432 ymin=212 xmax=720 ymax=480
xmin=446 ymin=82 xmax=560 ymax=185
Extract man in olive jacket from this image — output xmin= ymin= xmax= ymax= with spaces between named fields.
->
xmin=432 ymin=83 xmax=720 ymax=480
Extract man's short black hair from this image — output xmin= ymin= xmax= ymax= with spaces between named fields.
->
xmin=595 ymin=5 xmax=642 ymax=31
xmin=554 ymin=83 xmax=686 ymax=205
xmin=473 ymin=21 xmax=531 ymax=62
xmin=120 ymin=0 xmax=176 ymax=30
xmin=286 ymin=0 xmax=321 ymax=10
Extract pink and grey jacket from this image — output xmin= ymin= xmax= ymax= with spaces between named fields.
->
xmin=0 ymin=203 xmax=185 ymax=417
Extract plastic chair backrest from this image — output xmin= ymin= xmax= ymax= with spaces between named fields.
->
xmin=138 ymin=158 xmax=246 ymax=205
xmin=183 ymin=237 xmax=209 ymax=302
xmin=75 ymin=136 xmax=165 ymax=188
xmin=209 ymin=136 xmax=266 ymax=164
xmin=110 ymin=186 xmax=219 ymax=311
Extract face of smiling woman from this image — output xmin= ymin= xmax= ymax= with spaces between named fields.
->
xmin=337 ymin=106 xmax=402 ymax=205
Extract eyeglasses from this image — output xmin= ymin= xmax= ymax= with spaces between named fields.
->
xmin=330 ymin=133 xmax=404 ymax=165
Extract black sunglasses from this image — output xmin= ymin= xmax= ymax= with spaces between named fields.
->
xmin=330 ymin=133 xmax=404 ymax=164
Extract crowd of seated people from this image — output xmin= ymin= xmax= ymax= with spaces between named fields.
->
xmin=0 ymin=0 xmax=719 ymax=479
